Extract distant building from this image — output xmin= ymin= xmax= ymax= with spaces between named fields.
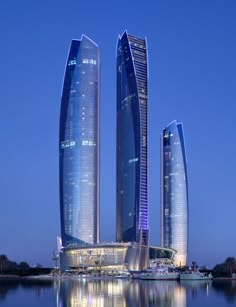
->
xmin=59 ymin=35 xmax=100 ymax=247
xmin=161 ymin=121 xmax=188 ymax=266
xmin=116 ymin=31 xmax=149 ymax=248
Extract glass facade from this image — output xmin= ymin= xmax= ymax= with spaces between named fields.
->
xmin=161 ymin=121 xmax=188 ymax=266
xmin=60 ymin=244 xmax=175 ymax=272
xmin=60 ymin=244 xmax=129 ymax=272
xmin=59 ymin=36 xmax=100 ymax=247
xmin=116 ymin=31 xmax=148 ymax=246
xmin=149 ymin=246 xmax=175 ymax=262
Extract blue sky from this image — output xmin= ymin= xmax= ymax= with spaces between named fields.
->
xmin=0 ymin=0 xmax=235 ymax=267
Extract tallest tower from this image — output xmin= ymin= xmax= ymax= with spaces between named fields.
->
xmin=59 ymin=35 xmax=100 ymax=247
xmin=116 ymin=31 xmax=149 ymax=247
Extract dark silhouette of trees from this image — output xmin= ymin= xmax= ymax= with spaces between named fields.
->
xmin=0 ymin=255 xmax=9 ymax=273
xmin=0 ymin=255 xmax=31 ymax=275
xmin=213 ymin=257 xmax=236 ymax=277
xmin=18 ymin=262 xmax=30 ymax=275
xmin=224 ymin=257 xmax=236 ymax=276
xmin=0 ymin=254 xmax=52 ymax=276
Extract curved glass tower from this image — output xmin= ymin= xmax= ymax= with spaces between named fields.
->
xmin=161 ymin=121 xmax=188 ymax=266
xmin=59 ymin=35 xmax=100 ymax=247
xmin=116 ymin=31 xmax=148 ymax=246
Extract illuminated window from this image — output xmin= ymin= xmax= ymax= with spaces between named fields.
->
xmin=61 ymin=140 xmax=75 ymax=148
xmin=68 ymin=59 xmax=76 ymax=66
xmin=82 ymin=59 xmax=97 ymax=65
xmin=82 ymin=140 xmax=96 ymax=146
xmin=128 ymin=157 xmax=139 ymax=164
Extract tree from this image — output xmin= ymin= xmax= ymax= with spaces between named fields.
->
xmin=52 ymin=251 xmax=59 ymax=268
xmin=18 ymin=262 xmax=30 ymax=275
xmin=0 ymin=254 xmax=9 ymax=273
xmin=224 ymin=257 xmax=236 ymax=276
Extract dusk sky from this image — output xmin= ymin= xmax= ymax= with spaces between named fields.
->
xmin=0 ymin=0 xmax=235 ymax=268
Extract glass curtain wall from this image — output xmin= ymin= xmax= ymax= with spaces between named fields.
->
xmin=59 ymin=36 xmax=100 ymax=247
xmin=161 ymin=121 xmax=188 ymax=266
xmin=116 ymin=31 xmax=148 ymax=246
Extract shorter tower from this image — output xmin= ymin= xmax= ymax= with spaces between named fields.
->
xmin=161 ymin=121 xmax=188 ymax=266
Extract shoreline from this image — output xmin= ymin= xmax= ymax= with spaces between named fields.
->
xmin=213 ymin=277 xmax=236 ymax=281
xmin=0 ymin=275 xmax=21 ymax=280
xmin=1 ymin=274 xmax=236 ymax=282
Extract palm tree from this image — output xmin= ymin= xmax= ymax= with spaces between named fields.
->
xmin=0 ymin=254 xmax=9 ymax=273
xmin=52 ymin=251 xmax=59 ymax=268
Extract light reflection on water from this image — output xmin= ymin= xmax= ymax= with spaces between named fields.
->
xmin=55 ymin=279 xmax=186 ymax=307
xmin=0 ymin=278 xmax=236 ymax=306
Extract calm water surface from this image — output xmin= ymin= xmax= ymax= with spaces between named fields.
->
xmin=0 ymin=278 xmax=236 ymax=306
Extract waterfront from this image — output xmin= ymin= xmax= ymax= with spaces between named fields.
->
xmin=0 ymin=278 xmax=236 ymax=306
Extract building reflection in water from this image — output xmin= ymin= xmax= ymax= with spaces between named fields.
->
xmin=54 ymin=279 xmax=186 ymax=307
xmin=139 ymin=281 xmax=186 ymax=307
xmin=55 ymin=279 xmax=127 ymax=307
xmin=212 ymin=280 xmax=236 ymax=303
xmin=180 ymin=280 xmax=212 ymax=299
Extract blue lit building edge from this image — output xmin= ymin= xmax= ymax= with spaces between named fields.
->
xmin=116 ymin=31 xmax=149 ymax=246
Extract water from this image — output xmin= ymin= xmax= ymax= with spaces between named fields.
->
xmin=0 ymin=278 xmax=236 ymax=306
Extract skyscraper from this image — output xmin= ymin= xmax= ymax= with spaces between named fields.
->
xmin=59 ymin=35 xmax=100 ymax=247
xmin=161 ymin=120 xmax=188 ymax=266
xmin=116 ymin=31 xmax=149 ymax=246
